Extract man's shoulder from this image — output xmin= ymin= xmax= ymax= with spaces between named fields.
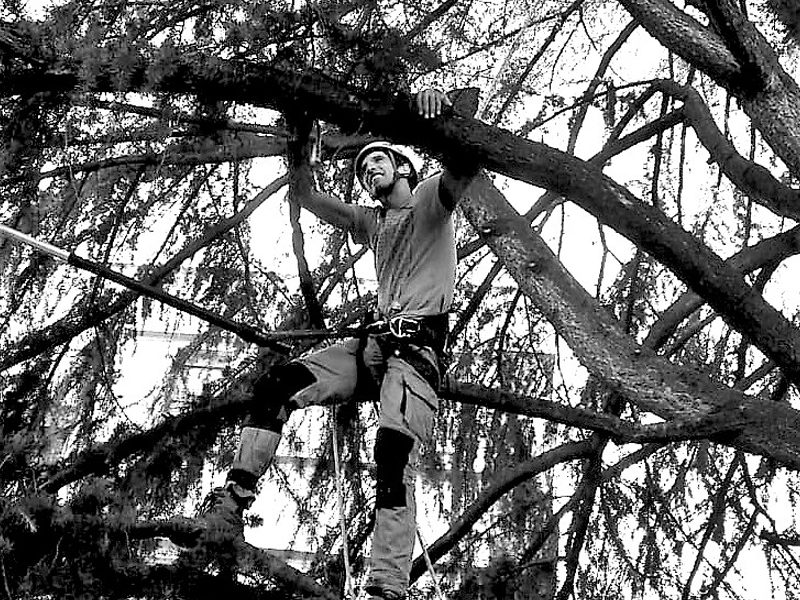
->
xmin=414 ymin=173 xmax=442 ymax=198
xmin=413 ymin=173 xmax=454 ymax=216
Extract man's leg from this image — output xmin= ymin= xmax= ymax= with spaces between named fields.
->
xmin=200 ymin=362 xmax=316 ymax=536
xmin=367 ymin=349 xmax=440 ymax=599
xmin=201 ymin=340 xmax=370 ymax=538
xmin=231 ymin=362 xmax=318 ymax=488
xmin=367 ymin=426 xmax=418 ymax=600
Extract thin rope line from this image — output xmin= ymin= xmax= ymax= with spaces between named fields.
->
xmin=331 ymin=407 xmax=356 ymax=598
xmin=416 ymin=526 xmax=446 ymax=600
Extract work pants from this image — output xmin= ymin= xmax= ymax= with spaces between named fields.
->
xmin=234 ymin=335 xmax=440 ymax=598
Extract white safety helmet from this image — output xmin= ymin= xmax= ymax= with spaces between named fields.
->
xmin=354 ymin=141 xmax=419 ymax=192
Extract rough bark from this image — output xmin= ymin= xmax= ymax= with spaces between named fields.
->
xmin=458 ymin=175 xmax=800 ymax=470
xmin=645 ymin=224 xmax=800 ymax=349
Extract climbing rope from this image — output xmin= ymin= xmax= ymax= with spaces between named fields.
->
xmin=416 ymin=526 xmax=447 ymax=600
xmin=330 ymin=407 xmax=356 ymax=598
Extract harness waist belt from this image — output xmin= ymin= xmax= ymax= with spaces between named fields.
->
xmin=369 ymin=313 xmax=449 ymax=352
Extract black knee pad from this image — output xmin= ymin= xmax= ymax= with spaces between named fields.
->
xmin=246 ymin=362 xmax=316 ymax=431
xmin=374 ymin=427 xmax=414 ymax=509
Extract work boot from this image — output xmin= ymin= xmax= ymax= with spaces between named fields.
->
xmin=196 ymin=483 xmax=252 ymax=541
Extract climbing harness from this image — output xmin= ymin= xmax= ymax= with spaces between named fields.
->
xmin=366 ymin=313 xmax=449 ymax=353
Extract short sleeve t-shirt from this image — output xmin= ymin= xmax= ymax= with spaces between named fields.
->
xmin=350 ymin=175 xmax=455 ymax=318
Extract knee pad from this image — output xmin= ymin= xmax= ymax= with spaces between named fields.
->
xmin=246 ymin=362 xmax=316 ymax=431
xmin=374 ymin=427 xmax=414 ymax=509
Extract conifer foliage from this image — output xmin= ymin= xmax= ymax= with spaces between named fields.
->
xmin=2 ymin=1 xmax=800 ymax=598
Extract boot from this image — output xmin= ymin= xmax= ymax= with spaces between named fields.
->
xmin=196 ymin=427 xmax=282 ymax=541
xmin=193 ymin=361 xmax=311 ymax=541
xmin=196 ymin=483 xmax=252 ymax=541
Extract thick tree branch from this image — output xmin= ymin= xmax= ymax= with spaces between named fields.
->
xmin=618 ymin=0 xmax=800 ymax=178
xmin=645 ymin=224 xmax=800 ymax=349
xmin=458 ymin=175 xmax=800 ymax=469
xmin=443 ymin=380 xmax=750 ymax=444
xmin=704 ymin=0 xmax=772 ymax=91
xmin=616 ymin=0 xmax=740 ymax=82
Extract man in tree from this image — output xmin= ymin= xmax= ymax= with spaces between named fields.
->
xmin=200 ymin=88 xmax=477 ymax=599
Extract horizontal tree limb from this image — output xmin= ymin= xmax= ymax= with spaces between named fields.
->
xmin=4 ymin=37 xmax=800 ymax=384
xmin=410 ymin=439 xmax=595 ymax=581
xmin=127 ymin=519 xmax=338 ymax=600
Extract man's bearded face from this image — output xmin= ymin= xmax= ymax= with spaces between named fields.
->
xmin=361 ymin=151 xmax=396 ymax=197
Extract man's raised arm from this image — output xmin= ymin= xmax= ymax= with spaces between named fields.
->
xmin=416 ymin=88 xmax=481 ymax=210
xmin=286 ymin=123 xmax=358 ymax=231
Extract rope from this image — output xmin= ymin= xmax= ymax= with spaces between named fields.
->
xmin=330 ymin=407 xmax=356 ymax=598
xmin=416 ymin=526 xmax=446 ymax=600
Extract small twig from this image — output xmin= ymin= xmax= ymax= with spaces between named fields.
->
xmin=1 ymin=556 xmax=13 ymax=600
xmin=681 ymin=456 xmax=740 ymax=600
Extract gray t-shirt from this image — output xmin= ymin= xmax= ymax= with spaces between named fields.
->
xmin=349 ymin=175 xmax=455 ymax=317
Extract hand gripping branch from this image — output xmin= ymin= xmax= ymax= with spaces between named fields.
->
xmin=0 ymin=223 xmax=295 ymax=353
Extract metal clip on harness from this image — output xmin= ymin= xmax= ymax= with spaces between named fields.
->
xmin=388 ymin=316 xmax=421 ymax=339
